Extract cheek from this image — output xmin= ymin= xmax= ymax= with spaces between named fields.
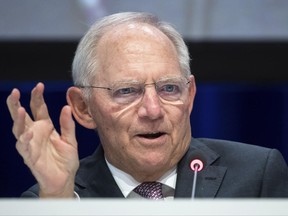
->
xmin=170 ymin=103 xmax=191 ymax=125
xmin=168 ymin=105 xmax=192 ymax=140
xmin=88 ymin=98 xmax=135 ymax=139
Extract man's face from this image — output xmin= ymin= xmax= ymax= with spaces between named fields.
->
xmin=86 ymin=24 xmax=196 ymax=181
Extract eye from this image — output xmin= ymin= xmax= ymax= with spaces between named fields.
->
xmin=164 ymin=84 xmax=177 ymax=92
xmin=113 ymin=86 xmax=142 ymax=97
xmin=159 ymin=84 xmax=180 ymax=93
xmin=119 ymin=87 xmax=134 ymax=94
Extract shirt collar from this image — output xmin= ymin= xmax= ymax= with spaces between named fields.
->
xmin=106 ymin=159 xmax=177 ymax=198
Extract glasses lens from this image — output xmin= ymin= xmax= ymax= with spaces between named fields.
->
xmin=156 ymin=78 xmax=189 ymax=101
xmin=110 ymin=78 xmax=190 ymax=104
xmin=111 ymin=82 xmax=143 ymax=104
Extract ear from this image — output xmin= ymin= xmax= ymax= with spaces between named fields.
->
xmin=66 ymin=87 xmax=97 ymax=129
xmin=188 ymin=75 xmax=197 ymax=113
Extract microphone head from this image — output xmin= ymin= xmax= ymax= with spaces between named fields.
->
xmin=189 ymin=150 xmax=206 ymax=172
xmin=190 ymin=159 xmax=204 ymax=171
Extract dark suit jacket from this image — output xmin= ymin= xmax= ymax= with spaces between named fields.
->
xmin=22 ymin=138 xmax=288 ymax=198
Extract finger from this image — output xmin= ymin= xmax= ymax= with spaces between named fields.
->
xmin=12 ymin=107 xmax=27 ymax=139
xmin=6 ymin=88 xmax=21 ymax=120
xmin=59 ymin=105 xmax=77 ymax=149
xmin=16 ymin=130 xmax=33 ymax=161
xmin=30 ymin=82 xmax=51 ymax=121
xmin=7 ymin=88 xmax=33 ymax=124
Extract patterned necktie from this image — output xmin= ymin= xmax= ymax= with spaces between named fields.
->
xmin=133 ymin=182 xmax=164 ymax=200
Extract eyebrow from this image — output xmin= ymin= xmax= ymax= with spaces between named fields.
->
xmin=110 ymin=76 xmax=185 ymax=84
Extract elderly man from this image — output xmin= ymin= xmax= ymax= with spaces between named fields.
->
xmin=7 ymin=12 xmax=288 ymax=199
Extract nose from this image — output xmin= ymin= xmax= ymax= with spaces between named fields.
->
xmin=137 ymin=86 xmax=164 ymax=120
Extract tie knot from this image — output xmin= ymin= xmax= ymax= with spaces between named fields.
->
xmin=133 ymin=182 xmax=164 ymax=200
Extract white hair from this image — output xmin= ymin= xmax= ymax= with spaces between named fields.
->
xmin=72 ymin=12 xmax=191 ymax=91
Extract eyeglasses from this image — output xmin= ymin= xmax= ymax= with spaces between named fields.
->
xmin=77 ymin=77 xmax=191 ymax=105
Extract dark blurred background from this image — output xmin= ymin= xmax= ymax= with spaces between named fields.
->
xmin=1 ymin=0 xmax=288 ymax=197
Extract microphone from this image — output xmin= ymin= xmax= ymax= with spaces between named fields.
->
xmin=190 ymin=157 xmax=205 ymax=199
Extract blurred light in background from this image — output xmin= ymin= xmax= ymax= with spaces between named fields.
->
xmin=1 ymin=0 xmax=288 ymax=41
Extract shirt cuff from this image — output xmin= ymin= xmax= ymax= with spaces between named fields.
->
xmin=74 ymin=191 xmax=80 ymax=200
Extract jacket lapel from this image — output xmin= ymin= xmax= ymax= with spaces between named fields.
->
xmin=175 ymin=138 xmax=227 ymax=198
xmin=75 ymin=145 xmax=124 ymax=198
xmin=75 ymin=138 xmax=227 ymax=198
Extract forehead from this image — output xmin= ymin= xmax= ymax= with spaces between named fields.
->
xmin=100 ymin=22 xmax=174 ymax=49
xmin=95 ymin=23 xmax=180 ymax=81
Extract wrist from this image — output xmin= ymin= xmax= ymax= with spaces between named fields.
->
xmin=39 ymin=180 xmax=75 ymax=198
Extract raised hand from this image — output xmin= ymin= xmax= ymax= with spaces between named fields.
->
xmin=6 ymin=83 xmax=79 ymax=198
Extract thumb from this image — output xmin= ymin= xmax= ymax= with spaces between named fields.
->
xmin=60 ymin=105 xmax=77 ymax=149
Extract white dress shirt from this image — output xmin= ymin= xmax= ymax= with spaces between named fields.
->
xmin=106 ymin=160 xmax=177 ymax=200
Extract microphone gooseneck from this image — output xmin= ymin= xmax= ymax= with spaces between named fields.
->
xmin=190 ymin=159 xmax=204 ymax=199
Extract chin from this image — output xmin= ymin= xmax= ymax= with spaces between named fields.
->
xmin=137 ymin=153 xmax=170 ymax=169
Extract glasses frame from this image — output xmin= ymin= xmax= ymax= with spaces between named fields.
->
xmin=76 ymin=77 xmax=191 ymax=104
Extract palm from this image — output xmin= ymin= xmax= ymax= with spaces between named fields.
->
xmin=26 ymin=120 xmax=78 ymax=195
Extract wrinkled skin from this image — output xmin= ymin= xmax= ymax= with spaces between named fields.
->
xmin=7 ymin=23 xmax=196 ymax=197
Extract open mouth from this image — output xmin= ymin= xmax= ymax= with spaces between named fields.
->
xmin=138 ymin=132 xmax=165 ymax=139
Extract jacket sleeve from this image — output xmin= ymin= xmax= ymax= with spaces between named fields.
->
xmin=21 ymin=184 xmax=39 ymax=198
xmin=260 ymin=149 xmax=288 ymax=197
